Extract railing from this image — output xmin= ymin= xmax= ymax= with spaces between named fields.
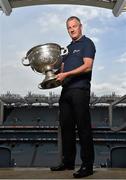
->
xmin=109 ymin=94 xmax=126 ymax=131
xmin=0 ymin=100 xmax=4 ymax=125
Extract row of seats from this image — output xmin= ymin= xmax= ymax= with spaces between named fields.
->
xmin=0 ymin=146 xmax=126 ymax=168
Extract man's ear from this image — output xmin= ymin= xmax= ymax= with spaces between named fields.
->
xmin=80 ymin=23 xmax=83 ymax=30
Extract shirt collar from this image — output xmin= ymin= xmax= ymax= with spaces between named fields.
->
xmin=71 ymin=35 xmax=85 ymax=44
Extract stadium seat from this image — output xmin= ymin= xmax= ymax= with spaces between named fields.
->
xmin=109 ymin=146 xmax=126 ymax=168
xmin=0 ymin=146 xmax=15 ymax=167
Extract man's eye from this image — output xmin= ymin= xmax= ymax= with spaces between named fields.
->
xmin=73 ymin=25 xmax=78 ymax=28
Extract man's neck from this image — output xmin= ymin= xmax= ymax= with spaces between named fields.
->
xmin=72 ymin=34 xmax=83 ymax=42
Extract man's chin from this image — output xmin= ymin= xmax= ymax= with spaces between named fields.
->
xmin=72 ymin=35 xmax=82 ymax=41
xmin=72 ymin=36 xmax=78 ymax=41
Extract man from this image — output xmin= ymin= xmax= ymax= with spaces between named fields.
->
xmin=50 ymin=16 xmax=96 ymax=178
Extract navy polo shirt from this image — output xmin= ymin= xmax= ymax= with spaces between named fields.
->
xmin=62 ymin=35 xmax=96 ymax=90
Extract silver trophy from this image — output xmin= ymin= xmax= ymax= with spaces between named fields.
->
xmin=22 ymin=43 xmax=68 ymax=89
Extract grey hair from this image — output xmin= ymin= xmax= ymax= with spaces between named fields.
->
xmin=66 ymin=16 xmax=81 ymax=25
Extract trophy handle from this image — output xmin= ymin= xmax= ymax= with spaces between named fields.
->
xmin=38 ymin=83 xmax=43 ymax=89
xmin=22 ymin=57 xmax=30 ymax=66
xmin=61 ymin=47 xmax=68 ymax=56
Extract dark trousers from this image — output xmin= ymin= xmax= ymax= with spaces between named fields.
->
xmin=59 ymin=88 xmax=94 ymax=167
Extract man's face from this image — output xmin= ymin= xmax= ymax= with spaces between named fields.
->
xmin=67 ymin=19 xmax=82 ymax=41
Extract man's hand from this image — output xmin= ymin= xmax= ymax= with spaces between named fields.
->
xmin=56 ymin=72 xmax=68 ymax=82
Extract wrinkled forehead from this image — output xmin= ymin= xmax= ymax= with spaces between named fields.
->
xmin=66 ymin=18 xmax=81 ymax=27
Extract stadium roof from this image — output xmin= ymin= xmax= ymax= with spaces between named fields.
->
xmin=0 ymin=0 xmax=126 ymax=17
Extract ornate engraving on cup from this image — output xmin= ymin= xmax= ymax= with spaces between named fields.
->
xmin=22 ymin=43 xmax=68 ymax=89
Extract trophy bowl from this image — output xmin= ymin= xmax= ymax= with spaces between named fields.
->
xmin=22 ymin=43 xmax=68 ymax=89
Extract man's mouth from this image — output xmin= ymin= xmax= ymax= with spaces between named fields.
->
xmin=71 ymin=32 xmax=76 ymax=35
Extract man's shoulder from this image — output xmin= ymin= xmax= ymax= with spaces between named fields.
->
xmin=83 ymin=36 xmax=96 ymax=51
xmin=83 ymin=35 xmax=94 ymax=44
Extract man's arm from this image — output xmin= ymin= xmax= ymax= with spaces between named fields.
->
xmin=56 ymin=57 xmax=94 ymax=82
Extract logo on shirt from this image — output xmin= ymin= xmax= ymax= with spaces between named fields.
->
xmin=73 ymin=49 xmax=80 ymax=54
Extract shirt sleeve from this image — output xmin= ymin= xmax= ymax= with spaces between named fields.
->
xmin=82 ymin=39 xmax=96 ymax=59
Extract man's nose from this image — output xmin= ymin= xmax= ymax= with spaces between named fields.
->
xmin=70 ymin=28 xmax=75 ymax=33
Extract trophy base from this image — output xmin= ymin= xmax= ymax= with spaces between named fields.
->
xmin=38 ymin=78 xmax=61 ymax=89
